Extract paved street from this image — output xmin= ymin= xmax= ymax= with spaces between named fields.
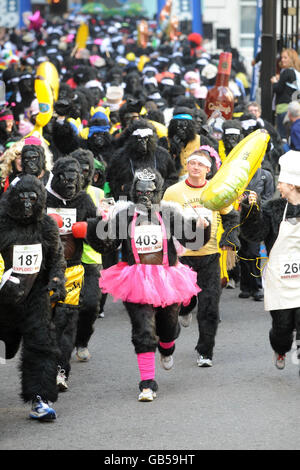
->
xmin=1 ymin=288 xmax=300 ymax=451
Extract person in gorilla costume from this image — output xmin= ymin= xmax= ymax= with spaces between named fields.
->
xmin=219 ymin=119 xmax=244 ymax=162
xmin=46 ymin=157 xmax=97 ymax=389
xmin=69 ymin=148 xmax=103 ymax=360
xmin=86 ymin=167 xmax=211 ymax=401
xmin=86 ymin=116 xmax=113 ymax=165
xmin=107 ymin=118 xmax=178 ymax=200
xmin=0 ymin=175 xmax=66 ymax=421
xmin=20 ymin=137 xmax=50 ymax=186
xmin=167 ymin=107 xmax=212 ymax=176
xmin=48 ymin=94 xmax=86 ymax=161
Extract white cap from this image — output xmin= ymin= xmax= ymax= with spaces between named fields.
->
xmin=278 ymin=151 xmax=300 ymax=185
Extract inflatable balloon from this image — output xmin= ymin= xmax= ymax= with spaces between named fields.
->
xmin=76 ymin=23 xmax=89 ymax=49
xmin=149 ymin=120 xmax=168 ymax=138
xmin=138 ymin=55 xmax=150 ymax=72
xmin=33 ymin=78 xmax=53 ymax=133
xmin=0 ymin=254 xmax=4 ymax=285
xmin=200 ymin=129 xmax=270 ymax=211
xmin=36 ymin=61 xmax=59 ymax=102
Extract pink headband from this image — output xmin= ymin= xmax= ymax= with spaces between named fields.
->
xmin=24 ymin=136 xmax=42 ymax=146
xmin=0 ymin=114 xmax=13 ymax=122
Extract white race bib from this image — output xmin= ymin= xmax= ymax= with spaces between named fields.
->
xmin=12 ymin=244 xmax=43 ymax=275
xmin=47 ymin=208 xmax=77 ymax=235
xmin=279 ymin=256 xmax=300 ymax=279
xmin=134 ymin=225 xmax=163 ymax=254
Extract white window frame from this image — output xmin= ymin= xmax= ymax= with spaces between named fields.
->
xmin=240 ymin=0 xmax=257 ymax=49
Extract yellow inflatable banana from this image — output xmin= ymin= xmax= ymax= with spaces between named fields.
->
xmin=200 ymin=129 xmax=270 ymax=211
xmin=0 ymin=254 xmax=4 ymax=285
xmin=138 ymin=55 xmax=150 ymax=72
xmin=149 ymin=120 xmax=168 ymax=138
xmin=36 ymin=61 xmax=59 ymax=102
xmin=33 ymin=78 xmax=53 ymax=134
xmin=76 ymin=23 xmax=89 ymax=49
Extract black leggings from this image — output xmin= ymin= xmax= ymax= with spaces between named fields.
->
xmin=269 ymin=308 xmax=300 ymax=355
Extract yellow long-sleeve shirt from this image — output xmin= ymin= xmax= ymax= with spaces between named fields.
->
xmin=163 ymin=179 xmax=232 ymax=256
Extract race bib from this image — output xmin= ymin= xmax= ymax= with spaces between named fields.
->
xmin=279 ymin=257 xmax=300 ymax=279
xmin=47 ymin=208 xmax=77 ymax=235
xmin=12 ymin=244 xmax=43 ymax=275
xmin=134 ymin=225 xmax=163 ymax=254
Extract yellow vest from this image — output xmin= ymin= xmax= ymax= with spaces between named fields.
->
xmin=81 ymin=185 xmax=104 ymax=265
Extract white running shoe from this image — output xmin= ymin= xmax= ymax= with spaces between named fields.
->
xmin=160 ymin=354 xmax=174 ymax=370
xmin=138 ymin=389 xmax=157 ymax=402
xmin=179 ymin=313 xmax=193 ymax=328
xmin=197 ymin=354 xmax=213 ymax=367
xmin=30 ymin=395 xmax=56 ymax=421
xmin=274 ymin=353 xmax=286 ymax=370
xmin=56 ymin=366 xmax=68 ymax=392
xmin=76 ymin=347 xmax=91 ymax=362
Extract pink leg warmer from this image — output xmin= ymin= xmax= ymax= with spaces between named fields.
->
xmin=159 ymin=341 xmax=175 ymax=350
xmin=137 ymin=352 xmax=155 ymax=381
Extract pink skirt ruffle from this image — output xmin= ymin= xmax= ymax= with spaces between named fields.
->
xmin=99 ymin=261 xmax=201 ymax=308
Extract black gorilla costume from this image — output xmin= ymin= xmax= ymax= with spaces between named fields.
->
xmin=48 ymin=90 xmax=87 ymax=161
xmin=107 ymin=118 xmax=178 ymax=200
xmin=168 ymin=107 xmax=212 ymax=173
xmin=86 ymin=117 xmax=113 ymax=165
xmin=221 ymin=119 xmax=244 ymax=157
xmin=46 ymin=157 xmax=97 ymax=382
xmin=69 ymin=148 xmax=102 ymax=353
xmin=86 ymin=168 xmax=211 ymax=399
xmin=0 ymin=175 xmax=66 ymax=404
xmin=240 ymin=195 xmax=300 ymax=359
xmin=21 ymin=143 xmax=50 ymax=185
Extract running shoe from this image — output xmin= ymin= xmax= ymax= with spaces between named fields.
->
xmin=138 ymin=389 xmax=157 ymax=402
xmin=274 ymin=353 xmax=286 ymax=370
xmin=160 ymin=354 xmax=174 ymax=370
xmin=76 ymin=347 xmax=91 ymax=362
xmin=29 ymin=395 xmax=56 ymax=421
xmin=197 ymin=354 xmax=213 ymax=367
xmin=179 ymin=313 xmax=193 ymax=328
xmin=56 ymin=366 xmax=68 ymax=392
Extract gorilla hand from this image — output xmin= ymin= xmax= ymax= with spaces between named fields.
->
xmin=0 ymin=277 xmax=25 ymax=304
xmin=47 ymin=276 xmax=66 ymax=303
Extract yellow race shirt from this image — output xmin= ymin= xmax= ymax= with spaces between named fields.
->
xmin=163 ymin=179 xmax=233 ymax=256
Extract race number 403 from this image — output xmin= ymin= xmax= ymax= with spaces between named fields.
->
xmin=280 ymin=259 xmax=300 ymax=278
xmin=134 ymin=225 xmax=163 ymax=254
xmin=12 ymin=244 xmax=43 ymax=275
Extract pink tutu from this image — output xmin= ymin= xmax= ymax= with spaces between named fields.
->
xmin=99 ymin=262 xmax=201 ymax=308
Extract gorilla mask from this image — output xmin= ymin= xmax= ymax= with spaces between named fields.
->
xmin=51 ymin=157 xmax=82 ymax=201
xmin=21 ymin=144 xmax=46 ymax=177
xmin=131 ymin=168 xmax=164 ymax=211
xmin=6 ymin=175 xmax=46 ymax=224
xmin=69 ymin=148 xmax=95 ymax=190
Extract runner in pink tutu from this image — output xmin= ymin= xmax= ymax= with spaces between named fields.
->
xmin=85 ymin=167 xmax=211 ymax=401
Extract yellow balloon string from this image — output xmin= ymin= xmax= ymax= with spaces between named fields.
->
xmin=223 ymin=190 xmax=268 ymax=278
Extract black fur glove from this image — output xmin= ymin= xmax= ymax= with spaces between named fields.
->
xmin=47 ymin=277 xmax=66 ymax=303
xmin=0 ymin=278 xmax=25 ymax=304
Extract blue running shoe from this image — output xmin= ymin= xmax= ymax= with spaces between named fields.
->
xmin=29 ymin=395 xmax=57 ymax=421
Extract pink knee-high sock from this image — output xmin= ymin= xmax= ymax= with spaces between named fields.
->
xmin=159 ymin=341 xmax=175 ymax=350
xmin=137 ymin=352 xmax=155 ymax=381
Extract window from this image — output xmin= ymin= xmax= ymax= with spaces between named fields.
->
xmin=240 ymin=0 xmax=257 ymax=48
